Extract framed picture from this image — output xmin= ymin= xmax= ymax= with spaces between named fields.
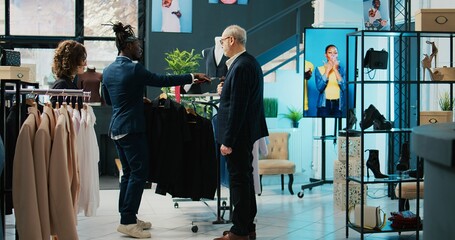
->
xmin=363 ymin=0 xmax=390 ymax=31
xmin=303 ymin=28 xmax=357 ymax=119
xmin=208 ymin=0 xmax=248 ymax=5
xmin=151 ymin=0 xmax=193 ymax=33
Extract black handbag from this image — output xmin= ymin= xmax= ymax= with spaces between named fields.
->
xmin=363 ymin=48 xmax=388 ymax=70
xmin=1 ymin=49 xmax=21 ymax=66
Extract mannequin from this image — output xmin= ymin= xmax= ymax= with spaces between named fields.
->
xmin=77 ymin=65 xmax=104 ymax=104
xmin=202 ymin=36 xmax=228 ymax=78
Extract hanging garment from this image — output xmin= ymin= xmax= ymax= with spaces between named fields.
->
xmin=77 ymin=105 xmax=100 ymax=217
xmin=33 ymin=105 xmax=57 ymax=240
xmin=48 ymin=106 xmax=79 ymax=240
xmin=145 ymin=99 xmax=190 ymax=195
xmin=177 ymin=112 xmax=217 ymax=199
xmin=252 ymin=137 xmax=268 ymax=194
xmin=12 ymin=107 xmax=42 ymax=239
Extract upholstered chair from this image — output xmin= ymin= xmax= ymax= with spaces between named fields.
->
xmin=258 ymin=132 xmax=295 ymax=195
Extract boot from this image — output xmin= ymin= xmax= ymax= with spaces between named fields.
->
xmin=365 ymin=149 xmax=388 ymax=178
xmin=346 ymin=108 xmax=357 ymax=130
xmin=396 ymin=141 xmax=410 ymax=171
xmin=405 ymin=158 xmax=424 ymax=179
xmin=360 ymin=105 xmax=380 ymax=130
xmin=373 ymin=114 xmax=393 ymax=130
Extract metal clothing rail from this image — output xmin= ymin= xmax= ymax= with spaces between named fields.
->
xmin=1 ymin=84 xmax=91 ymax=239
xmin=5 ymin=88 xmax=91 ymax=98
xmin=172 ymin=95 xmax=231 ymax=232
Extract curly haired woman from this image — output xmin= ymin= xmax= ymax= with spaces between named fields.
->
xmin=50 ymin=40 xmax=87 ymax=108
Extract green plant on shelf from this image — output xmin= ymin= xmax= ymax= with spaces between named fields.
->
xmin=280 ymin=106 xmax=303 ymax=128
xmin=438 ymin=91 xmax=454 ymax=111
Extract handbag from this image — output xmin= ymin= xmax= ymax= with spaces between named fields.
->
xmin=348 ymin=205 xmax=386 ymax=230
xmin=1 ymin=49 xmax=21 ymax=66
xmin=363 ymin=48 xmax=388 ymax=70
xmin=389 ymin=210 xmax=422 ymax=229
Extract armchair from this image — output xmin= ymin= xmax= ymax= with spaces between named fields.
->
xmin=258 ymin=132 xmax=295 ymax=195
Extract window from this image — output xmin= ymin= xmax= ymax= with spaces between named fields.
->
xmin=84 ymin=0 xmax=138 ymax=37
xmin=10 ymin=0 xmax=75 ymax=36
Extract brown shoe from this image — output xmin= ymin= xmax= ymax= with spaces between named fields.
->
xmin=214 ymin=232 xmax=249 ymax=240
xmin=222 ymin=230 xmax=256 ymax=239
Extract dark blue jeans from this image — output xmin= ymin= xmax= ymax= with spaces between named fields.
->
xmin=317 ymin=99 xmax=342 ymax=118
xmin=226 ymin=139 xmax=257 ymax=236
xmin=114 ymin=133 xmax=149 ymax=225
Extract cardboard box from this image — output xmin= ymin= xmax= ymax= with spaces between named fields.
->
xmin=0 ymin=66 xmax=32 ymax=83
xmin=420 ymin=111 xmax=453 ymax=125
xmin=415 ymin=9 xmax=455 ymax=32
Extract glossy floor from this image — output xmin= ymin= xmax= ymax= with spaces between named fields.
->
xmin=5 ymin=178 xmax=423 ymax=240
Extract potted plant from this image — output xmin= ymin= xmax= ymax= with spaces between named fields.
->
xmin=164 ymin=48 xmax=202 ymax=75
xmin=439 ymin=91 xmax=454 ymax=111
xmin=280 ymin=106 xmax=303 ymax=128
xmin=162 ymin=48 xmax=210 ymax=115
xmin=161 ymin=48 xmax=202 ymax=94
xmin=420 ymin=91 xmax=454 ymax=124
xmin=263 ymin=98 xmax=278 ymax=118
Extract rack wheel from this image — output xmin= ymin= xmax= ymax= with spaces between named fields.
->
xmin=191 ymin=225 xmax=198 ymax=233
xmin=222 ymin=201 xmax=227 ymax=207
xmin=297 ymin=191 xmax=304 ymax=198
xmin=174 ymin=203 xmax=179 ymax=208
xmin=309 ymin=187 xmax=313 ymax=191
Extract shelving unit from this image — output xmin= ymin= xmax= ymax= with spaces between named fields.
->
xmin=344 ymin=30 xmax=455 ymax=240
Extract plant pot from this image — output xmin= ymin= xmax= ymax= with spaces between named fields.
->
xmin=420 ymin=111 xmax=453 ymax=125
xmin=292 ymin=121 xmax=300 ymax=128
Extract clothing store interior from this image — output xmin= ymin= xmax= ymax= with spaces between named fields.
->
xmin=1 ymin=0 xmax=455 ymax=239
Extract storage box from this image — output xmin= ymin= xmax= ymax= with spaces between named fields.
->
xmin=420 ymin=111 xmax=453 ymax=125
xmin=415 ymin=9 xmax=455 ymax=32
xmin=0 ymin=66 xmax=31 ymax=83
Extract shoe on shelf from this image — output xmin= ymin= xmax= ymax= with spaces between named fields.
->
xmin=137 ymin=218 xmax=152 ymax=230
xmin=117 ymin=224 xmax=151 ymax=238
xmin=365 ymin=149 xmax=388 ymax=178
xmin=214 ymin=232 xmax=249 ymax=240
xmin=396 ymin=141 xmax=410 ymax=171
xmin=222 ymin=230 xmax=256 ymax=239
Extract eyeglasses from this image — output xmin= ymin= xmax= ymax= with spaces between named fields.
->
xmin=219 ymin=36 xmax=233 ymax=45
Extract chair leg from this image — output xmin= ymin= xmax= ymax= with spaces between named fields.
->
xmin=259 ymin=175 xmax=263 ymax=196
xmin=281 ymin=174 xmax=284 ymax=191
xmin=288 ymin=174 xmax=294 ymax=195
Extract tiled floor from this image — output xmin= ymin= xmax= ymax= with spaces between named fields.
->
xmin=5 ymin=176 xmax=423 ymax=240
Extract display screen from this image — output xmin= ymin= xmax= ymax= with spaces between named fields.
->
xmin=303 ymin=28 xmax=357 ymax=119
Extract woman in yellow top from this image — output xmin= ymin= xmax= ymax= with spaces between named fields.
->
xmin=315 ymin=44 xmax=346 ymax=117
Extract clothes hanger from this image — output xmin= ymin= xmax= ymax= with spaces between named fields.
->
xmin=159 ymin=92 xmax=167 ymax=99
xmin=186 ymin=107 xmax=197 ymax=116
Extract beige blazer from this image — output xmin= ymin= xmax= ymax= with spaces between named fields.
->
xmin=12 ymin=107 xmax=42 ymax=239
xmin=49 ymin=106 xmax=79 ymax=239
xmin=33 ymin=106 xmax=56 ymax=239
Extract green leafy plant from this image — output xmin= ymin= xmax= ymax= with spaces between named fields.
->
xmin=162 ymin=48 xmax=211 ymax=116
xmin=264 ymin=98 xmax=278 ymax=118
xmin=162 ymin=48 xmax=202 ymax=94
xmin=164 ymin=48 xmax=202 ymax=75
xmin=280 ymin=106 xmax=303 ymax=128
xmin=438 ymin=91 xmax=454 ymax=111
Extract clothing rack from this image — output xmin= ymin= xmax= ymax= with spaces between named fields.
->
xmin=5 ymin=88 xmax=91 ymax=98
xmin=0 ymin=82 xmax=90 ymax=239
xmin=172 ymin=95 xmax=231 ymax=232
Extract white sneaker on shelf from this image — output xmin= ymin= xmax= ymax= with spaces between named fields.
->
xmin=137 ymin=218 xmax=152 ymax=230
xmin=117 ymin=224 xmax=151 ymax=238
